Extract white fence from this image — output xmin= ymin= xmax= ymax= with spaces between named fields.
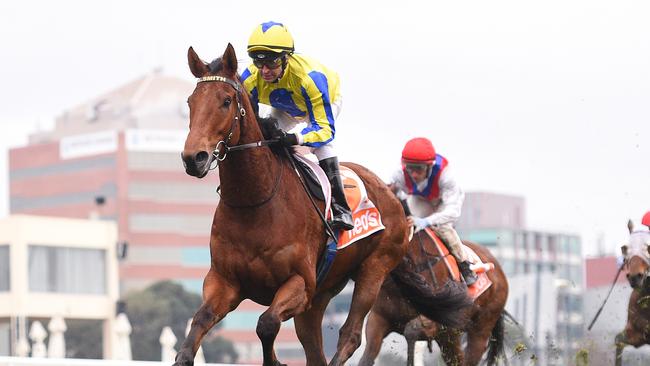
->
xmin=8 ymin=315 xmax=251 ymax=365
xmin=0 ymin=357 xmax=247 ymax=366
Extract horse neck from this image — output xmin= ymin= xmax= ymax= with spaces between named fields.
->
xmin=217 ymin=104 xmax=283 ymax=207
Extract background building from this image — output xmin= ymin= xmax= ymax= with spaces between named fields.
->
xmin=7 ymin=72 xmax=302 ymax=364
xmin=457 ymin=191 xmax=584 ymax=365
xmin=0 ymin=215 xmax=119 ymax=357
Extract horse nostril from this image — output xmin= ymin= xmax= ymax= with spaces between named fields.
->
xmin=195 ymin=151 xmax=209 ymax=164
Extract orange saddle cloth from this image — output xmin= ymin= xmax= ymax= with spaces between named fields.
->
xmin=336 ymin=166 xmax=385 ymax=249
xmin=423 ymin=227 xmax=493 ymax=301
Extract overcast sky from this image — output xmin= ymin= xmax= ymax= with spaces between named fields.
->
xmin=1 ymin=0 xmax=648 ymax=256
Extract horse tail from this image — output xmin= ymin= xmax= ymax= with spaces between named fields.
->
xmin=486 ymin=311 xmax=506 ymax=366
xmin=390 ymin=262 xmax=472 ymax=329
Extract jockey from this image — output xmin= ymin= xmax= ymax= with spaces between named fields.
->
xmin=240 ymin=21 xmax=353 ymax=231
xmin=389 ymin=137 xmax=478 ymax=286
xmin=643 ymin=211 xmax=650 ymax=229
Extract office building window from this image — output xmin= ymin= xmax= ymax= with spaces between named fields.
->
xmin=0 ymin=246 xmax=9 ymax=292
xmin=28 ymin=245 xmax=106 ymax=294
xmin=0 ymin=321 xmax=9 ymax=356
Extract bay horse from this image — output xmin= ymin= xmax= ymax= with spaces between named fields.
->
xmin=174 ymin=44 xmax=471 ymax=366
xmin=615 ymin=220 xmax=650 ymax=366
xmin=359 ymin=231 xmax=509 ymax=366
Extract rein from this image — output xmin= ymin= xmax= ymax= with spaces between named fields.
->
xmin=197 ymin=75 xmax=282 ymax=208
xmin=587 ymin=262 xmax=625 ymax=330
xmin=195 ymin=73 xmax=339 ymax=282
xmin=197 ymin=75 xmax=282 ymax=159
xmin=415 ymin=231 xmax=439 ymax=288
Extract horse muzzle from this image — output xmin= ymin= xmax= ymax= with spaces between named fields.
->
xmin=181 ymin=150 xmax=212 ymax=178
xmin=627 ymin=272 xmax=649 ymax=289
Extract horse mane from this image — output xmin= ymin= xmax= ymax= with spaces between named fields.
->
xmin=208 ymin=57 xmax=225 ymax=74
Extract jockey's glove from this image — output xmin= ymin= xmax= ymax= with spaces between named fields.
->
xmin=278 ymin=133 xmax=299 ymax=147
xmin=411 ymin=216 xmax=430 ymax=233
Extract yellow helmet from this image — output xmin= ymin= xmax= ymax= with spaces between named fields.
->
xmin=247 ymin=21 xmax=294 ymax=56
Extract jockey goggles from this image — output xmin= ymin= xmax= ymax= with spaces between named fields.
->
xmin=252 ymin=56 xmax=283 ymax=69
xmin=404 ymin=162 xmax=432 ymax=173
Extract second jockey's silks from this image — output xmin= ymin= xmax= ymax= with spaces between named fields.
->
xmin=402 ymin=154 xmax=449 ymax=200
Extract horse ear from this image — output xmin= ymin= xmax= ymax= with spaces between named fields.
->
xmin=222 ymin=43 xmax=238 ymax=76
xmin=621 ymin=244 xmax=628 ymax=257
xmin=188 ymin=46 xmax=209 ymax=78
xmin=628 ymin=219 xmax=634 ymax=234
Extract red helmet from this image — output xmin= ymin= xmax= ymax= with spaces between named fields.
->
xmin=402 ymin=137 xmax=436 ymax=165
xmin=642 ymin=211 xmax=650 ymax=227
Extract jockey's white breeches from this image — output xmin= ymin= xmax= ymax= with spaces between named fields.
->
xmin=270 ymin=97 xmax=342 ymax=161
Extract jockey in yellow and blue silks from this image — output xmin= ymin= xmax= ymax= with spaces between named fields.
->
xmin=240 ymin=21 xmax=353 ymax=231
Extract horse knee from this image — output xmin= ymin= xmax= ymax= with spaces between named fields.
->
xmin=257 ymin=312 xmax=281 ymax=341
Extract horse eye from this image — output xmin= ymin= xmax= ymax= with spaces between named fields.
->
xmin=223 ymin=97 xmax=232 ymax=107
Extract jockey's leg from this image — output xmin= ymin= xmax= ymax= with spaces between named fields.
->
xmin=270 ymin=108 xmax=300 ymax=132
xmin=434 ymin=224 xmax=477 ymax=285
xmin=314 ymin=143 xmax=353 ymax=231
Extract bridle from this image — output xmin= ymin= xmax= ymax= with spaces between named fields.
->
xmin=195 ymin=74 xmax=282 ymax=208
xmin=196 ymin=75 xmax=247 ymax=163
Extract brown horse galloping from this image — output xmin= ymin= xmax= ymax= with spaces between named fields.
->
xmin=359 ymin=231 xmax=509 ymax=366
xmin=174 ymin=44 xmax=470 ymax=366
xmin=615 ymin=220 xmax=650 ymax=366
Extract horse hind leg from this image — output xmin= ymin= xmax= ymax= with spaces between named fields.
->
xmin=358 ymin=311 xmax=392 ymax=366
xmin=295 ymin=280 xmax=348 ymax=366
xmin=329 ymin=264 xmax=392 ymax=366
xmin=435 ymin=327 xmax=463 ymax=366
xmin=174 ymin=270 xmax=241 ymax=366
xmin=257 ymin=275 xmax=310 ymax=366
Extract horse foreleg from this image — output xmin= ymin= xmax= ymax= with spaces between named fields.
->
xmin=358 ymin=311 xmax=391 ymax=366
xmin=329 ymin=267 xmax=388 ymax=366
xmin=257 ymin=275 xmax=310 ymax=366
xmin=174 ymin=270 xmax=241 ymax=366
xmin=614 ymin=331 xmax=626 ymax=366
xmin=406 ymin=338 xmax=416 ymax=366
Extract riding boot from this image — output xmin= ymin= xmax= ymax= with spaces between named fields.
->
xmin=458 ymin=260 xmax=478 ymax=286
xmin=319 ymin=157 xmax=354 ymax=231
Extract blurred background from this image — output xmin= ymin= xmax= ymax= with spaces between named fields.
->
xmin=1 ymin=0 xmax=649 ymax=365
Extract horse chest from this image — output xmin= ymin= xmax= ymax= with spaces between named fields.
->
xmin=215 ymin=241 xmax=307 ymax=290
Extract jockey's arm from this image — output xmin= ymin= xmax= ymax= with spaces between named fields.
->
xmin=298 ymin=82 xmax=335 ymax=147
xmin=423 ymin=167 xmax=464 ymax=226
xmin=240 ymin=68 xmax=261 ymax=116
